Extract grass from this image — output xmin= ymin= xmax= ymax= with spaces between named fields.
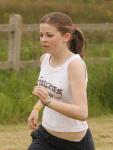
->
xmin=88 ymin=115 xmax=113 ymax=150
xmin=0 ymin=68 xmax=40 ymax=123
xmin=86 ymin=43 xmax=113 ymax=57
xmin=0 ymin=115 xmax=113 ymax=150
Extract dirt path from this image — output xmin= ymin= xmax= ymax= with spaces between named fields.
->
xmin=0 ymin=115 xmax=113 ymax=150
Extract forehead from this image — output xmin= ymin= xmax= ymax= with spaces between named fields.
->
xmin=39 ymin=23 xmax=58 ymax=33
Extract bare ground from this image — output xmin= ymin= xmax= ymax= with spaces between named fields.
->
xmin=0 ymin=115 xmax=113 ymax=150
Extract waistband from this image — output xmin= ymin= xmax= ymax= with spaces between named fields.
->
xmin=31 ymin=124 xmax=90 ymax=145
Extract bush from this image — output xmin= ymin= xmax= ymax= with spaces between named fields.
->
xmin=0 ymin=58 xmax=113 ymax=123
xmin=98 ymin=55 xmax=113 ymax=113
xmin=87 ymin=57 xmax=113 ymax=116
xmin=0 ymin=67 xmax=39 ymax=123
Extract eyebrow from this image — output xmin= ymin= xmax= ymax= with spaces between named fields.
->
xmin=40 ymin=32 xmax=53 ymax=34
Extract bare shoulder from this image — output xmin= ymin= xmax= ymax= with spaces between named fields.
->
xmin=69 ymin=59 xmax=85 ymax=71
xmin=68 ymin=59 xmax=86 ymax=78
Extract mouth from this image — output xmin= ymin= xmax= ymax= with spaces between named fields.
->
xmin=42 ymin=45 xmax=49 ymax=49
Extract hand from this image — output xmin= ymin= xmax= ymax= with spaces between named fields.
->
xmin=32 ymin=85 xmax=48 ymax=105
xmin=27 ymin=109 xmax=39 ymax=130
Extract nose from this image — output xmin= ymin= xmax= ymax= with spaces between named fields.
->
xmin=40 ymin=35 xmax=47 ymax=43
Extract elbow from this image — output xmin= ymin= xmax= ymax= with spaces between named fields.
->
xmin=81 ymin=113 xmax=88 ymax=121
xmin=72 ymin=111 xmax=88 ymax=121
xmin=69 ymin=106 xmax=88 ymax=121
xmin=74 ymin=109 xmax=88 ymax=121
xmin=80 ymin=111 xmax=88 ymax=121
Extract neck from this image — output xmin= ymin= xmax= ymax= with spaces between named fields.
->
xmin=50 ymin=49 xmax=73 ymax=67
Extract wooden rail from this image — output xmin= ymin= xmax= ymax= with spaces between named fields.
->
xmin=0 ymin=14 xmax=112 ymax=71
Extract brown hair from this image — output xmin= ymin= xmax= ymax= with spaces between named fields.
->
xmin=39 ymin=12 xmax=86 ymax=58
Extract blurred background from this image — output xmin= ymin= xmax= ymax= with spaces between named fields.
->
xmin=0 ymin=0 xmax=113 ymax=150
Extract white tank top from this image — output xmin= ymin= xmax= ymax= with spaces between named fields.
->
xmin=38 ymin=53 xmax=88 ymax=132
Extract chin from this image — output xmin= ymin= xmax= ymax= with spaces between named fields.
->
xmin=43 ymin=49 xmax=51 ymax=54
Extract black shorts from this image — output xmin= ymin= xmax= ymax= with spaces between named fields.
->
xmin=27 ymin=124 xmax=95 ymax=150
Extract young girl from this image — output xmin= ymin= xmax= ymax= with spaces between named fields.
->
xmin=27 ymin=12 xmax=95 ymax=150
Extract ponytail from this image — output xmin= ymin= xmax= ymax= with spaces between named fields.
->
xmin=69 ymin=27 xmax=86 ymax=58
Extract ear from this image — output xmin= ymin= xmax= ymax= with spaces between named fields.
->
xmin=64 ymin=33 xmax=72 ymax=42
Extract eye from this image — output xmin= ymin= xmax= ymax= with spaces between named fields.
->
xmin=40 ymin=34 xmax=43 ymax=37
xmin=47 ymin=34 xmax=54 ymax=37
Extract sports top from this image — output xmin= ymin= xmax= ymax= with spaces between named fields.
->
xmin=37 ymin=53 xmax=88 ymax=132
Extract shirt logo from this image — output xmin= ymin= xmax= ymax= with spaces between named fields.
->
xmin=38 ymin=76 xmax=63 ymax=100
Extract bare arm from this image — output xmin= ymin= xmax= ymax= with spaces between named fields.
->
xmin=27 ymin=54 xmax=45 ymax=130
xmin=47 ymin=60 xmax=88 ymax=121
xmin=33 ymin=60 xmax=88 ymax=121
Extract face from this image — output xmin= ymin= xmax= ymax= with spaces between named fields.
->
xmin=39 ymin=23 xmax=71 ymax=54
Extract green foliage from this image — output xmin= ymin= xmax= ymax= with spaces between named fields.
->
xmin=86 ymin=43 xmax=113 ymax=57
xmin=0 ymin=67 xmax=40 ymax=123
xmin=0 ymin=34 xmax=113 ymax=60
xmin=0 ymin=58 xmax=113 ymax=123
xmin=0 ymin=36 xmax=8 ymax=61
xmin=21 ymin=35 xmax=42 ymax=60
xmin=98 ymin=55 xmax=113 ymax=113
xmin=87 ymin=57 xmax=113 ymax=116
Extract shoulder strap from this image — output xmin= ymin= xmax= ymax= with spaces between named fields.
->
xmin=40 ymin=53 xmax=50 ymax=68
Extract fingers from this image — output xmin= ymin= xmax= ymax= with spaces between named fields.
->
xmin=32 ymin=86 xmax=48 ymax=100
xmin=27 ymin=119 xmax=34 ymax=130
xmin=27 ymin=110 xmax=39 ymax=130
xmin=33 ymin=85 xmax=47 ymax=93
xmin=32 ymin=90 xmax=47 ymax=100
xmin=27 ymin=118 xmax=37 ymax=130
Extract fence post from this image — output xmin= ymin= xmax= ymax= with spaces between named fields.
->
xmin=8 ymin=14 xmax=23 ymax=71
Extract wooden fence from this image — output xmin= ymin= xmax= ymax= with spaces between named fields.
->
xmin=0 ymin=14 xmax=113 ymax=71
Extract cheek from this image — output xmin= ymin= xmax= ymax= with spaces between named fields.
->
xmin=49 ymin=38 xmax=58 ymax=46
xmin=52 ymin=36 xmax=62 ymax=44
